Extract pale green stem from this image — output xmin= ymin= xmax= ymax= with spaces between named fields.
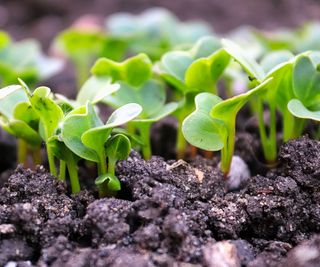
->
xmin=220 ymin=121 xmax=235 ymax=176
xmin=67 ymin=159 xmax=80 ymax=194
xmin=137 ymin=122 xmax=152 ymax=160
xmin=59 ymin=160 xmax=66 ymax=181
xmin=46 ymin=145 xmax=57 ymax=176
xmin=17 ymin=139 xmax=28 ymax=165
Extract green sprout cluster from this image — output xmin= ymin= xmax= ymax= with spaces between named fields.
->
xmin=1 ymin=9 xmax=320 ymax=196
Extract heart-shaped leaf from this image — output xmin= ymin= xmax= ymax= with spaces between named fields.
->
xmin=293 ymin=54 xmax=320 ymax=106
xmin=91 ymin=53 xmax=152 ymax=87
xmin=288 ymin=99 xmax=320 ymax=121
xmin=185 ymin=48 xmax=231 ymax=92
xmin=62 ymin=103 xmax=103 ymax=162
xmin=25 ymin=86 xmax=64 ymax=141
xmin=76 ymin=76 xmax=120 ymax=105
xmin=260 ymin=50 xmax=294 ymax=73
xmin=105 ymin=134 xmax=131 ymax=161
xmin=182 ymin=92 xmax=224 ymax=151
xmin=95 ymin=173 xmax=121 ymax=191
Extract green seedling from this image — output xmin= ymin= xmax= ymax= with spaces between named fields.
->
xmin=222 ymin=39 xmax=298 ymax=163
xmin=183 ymin=78 xmax=272 ymax=175
xmin=288 ymin=53 xmax=320 ymax=133
xmin=106 ymin=7 xmax=212 ymax=60
xmin=61 ymin=102 xmax=142 ymax=196
xmin=91 ymin=53 xmax=153 ymax=87
xmin=159 ymin=36 xmax=229 ymax=157
xmin=0 ymin=85 xmax=42 ymax=165
xmin=20 ymin=80 xmax=64 ymax=176
xmin=55 ymin=28 xmax=126 ymax=88
xmin=92 ymin=54 xmax=177 ymax=159
xmin=0 ymin=31 xmax=63 ymax=87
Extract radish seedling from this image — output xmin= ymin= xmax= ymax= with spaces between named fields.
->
xmin=183 ymin=78 xmax=272 ymax=175
xmin=159 ymin=36 xmax=229 ymax=157
xmin=61 ymin=102 xmax=142 ymax=196
xmin=92 ymin=54 xmax=177 ymax=159
xmin=20 ymin=80 xmax=64 ymax=176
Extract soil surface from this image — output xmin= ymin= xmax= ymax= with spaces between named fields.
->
xmin=0 ymin=136 xmax=320 ymax=266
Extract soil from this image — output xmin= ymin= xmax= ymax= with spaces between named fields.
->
xmin=0 ymin=136 xmax=319 ymax=266
xmin=1 ymin=1 xmax=320 ymax=266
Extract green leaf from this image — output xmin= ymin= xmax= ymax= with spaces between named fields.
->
xmin=91 ymin=53 xmax=152 ymax=87
xmin=62 ymin=103 xmax=103 ymax=162
xmin=47 ymin=135 xmax=79 ymax=162
xmin=3 ymin=119 xmax=42 ymax=147
xmin=0 ymin=85 xmax=27 ymax=119
xmin=185 ymin=48 xmax=230 ymax=92
xmin=80 ymin=103 xmax=141 ymax=160
xmin=13 ymin=102 xmax=39 ymax=130
xmin=189 ymin=36 xmax=221 ymax=59
xmin=211 ymin=78 xmax=273 ymax=121
xmin=95 ymin=173 xmax=121 ymax=191
xmin=182 ymin=93 xmax=224 ymax=151
xmin=105 ymin=134 xmax=131 ymax=161
xmin=105 ymin=80 xmax=175 ymax=120
xmin=134 ymin=102 xmax=178 ymax=123
xmin=222 ymin=39 xmax=265 ymax=82
xmin=159 ymin=51 xmax=193 ymax=91
xmin=76 ymin=76 xmax=120 ymax=105
xmin=293 ymin=54 xmax=320 ymax=106
xmin=260 ymin=50 xmax=294 ymax=73
xmin=25 ymin=86 xmax=64 ymax=141
xmin=288 ymin=99 xmax=320 ymax=121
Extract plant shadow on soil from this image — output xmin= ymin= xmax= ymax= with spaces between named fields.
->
xmin=0 ymin=136 xmax=320 ymax=266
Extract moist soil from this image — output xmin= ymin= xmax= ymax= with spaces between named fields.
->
xmin=0 ymin=136 xmax=320 ymax=267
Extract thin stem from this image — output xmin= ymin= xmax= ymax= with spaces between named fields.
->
xmin=257 ymin=100 xmax=277 ymax=163
xmin=220 ymin=123 xmax=235 ymax=176
xmin=67 ymin=159 xmax=80 ymax=194
xmin=137 ymin=123 xmax=152 ymax=160
xmin=98 ymin=153 xmax=107 ymax=176
xmin=108 ymin=157 xmax=116 ymax=176
xmin=46 ymin=145 xmax=57 ymax=176
xmin=17 ymin=139 xmax=28 ymax=165
xmin=283 ymin=111 xmax=305 ymax=141
xmin=59 ymin=160 xmax=66 ymax=181
xmin=268 ymin=103 xmax=277 ymax=162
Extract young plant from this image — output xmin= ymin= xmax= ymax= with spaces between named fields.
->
xmin=158 ymin=36 xmax=229 ymax=157
xmin=182 ymin=78 xmax=272 ymax=175
xmin=0 ymin=31 xmax=63 ymax=87
xmin=20 ymin=80 xmax=64 ymax=177
xmin=92 ymin=54 xmax=177 ymax=159
xmin=106 ymin=7 xmax=212 ymax=60
xmin=0 ymin=85 xmax=42 ymax=165
xmin=61 ymin=102 xmax=142 ymax=197
xmin=222 ymin=39 xmax=297 ymax=163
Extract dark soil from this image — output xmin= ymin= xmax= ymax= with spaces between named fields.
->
xmin=0 ymin=136 xmax=319 ymax=266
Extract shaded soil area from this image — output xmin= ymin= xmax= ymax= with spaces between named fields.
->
xmin=0 ymin=136 xmax=320 ymax=266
